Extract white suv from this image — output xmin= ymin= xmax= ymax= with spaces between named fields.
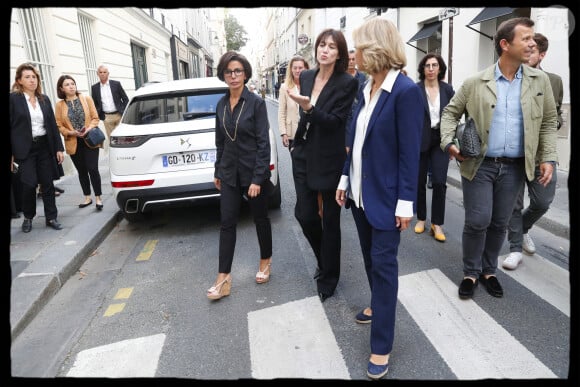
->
xmin=109 ymin=77 xmax=280 ymax=222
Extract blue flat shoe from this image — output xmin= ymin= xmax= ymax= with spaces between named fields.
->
xmin=367 ymin=360 xmax=389 ymax=380
xmin=355 ymin=309 xmax=372 ymax=324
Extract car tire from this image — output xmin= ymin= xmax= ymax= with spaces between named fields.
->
xmin=269 ymin=177 xmax=281 ymax=209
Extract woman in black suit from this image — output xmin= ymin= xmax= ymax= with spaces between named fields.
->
xmin=207 ymin=51 xmax=272 ymax=300
xmin=287 ymin=29 xmax=358 ymax=302
xmin=414 ymin=54 xmax=455 ymax=242
xmin=10 ymin=63 xmax=65 ymax=233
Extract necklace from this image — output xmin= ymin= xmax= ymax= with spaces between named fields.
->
xmin=222 ymin=100 xmax=245 ymax=142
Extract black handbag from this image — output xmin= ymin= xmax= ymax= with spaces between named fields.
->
xmin=84 ymin=127 xmax=106 ymax=149
xmin=454 ymin=117 xmax=481 ymax=158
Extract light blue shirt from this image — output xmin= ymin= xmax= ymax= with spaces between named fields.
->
xmin=486 ymin=62 xmax=524 ymax=158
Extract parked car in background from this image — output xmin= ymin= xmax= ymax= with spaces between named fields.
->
xmin=109 ymin=77 xmax=281 ymax=222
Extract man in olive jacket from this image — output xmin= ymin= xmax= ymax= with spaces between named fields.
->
xmin=439 ymin=17 xmax=557 ymax=300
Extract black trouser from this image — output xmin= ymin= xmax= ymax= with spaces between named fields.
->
xmin=70 ymin=138 xmax=102 ymax=196
xmin=18 ymin=138 xmax=58 ymax=221
xmin=417 ymin=130 xmax=449 ymax=225
xmin=292 ymin=146 xmax=341 ymax=296
xmin=218 ymin=179 xmax=272 ymax=273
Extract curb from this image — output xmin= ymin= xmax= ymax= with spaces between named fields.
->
xmin=10 ymin=207 xmax=121 ymax=341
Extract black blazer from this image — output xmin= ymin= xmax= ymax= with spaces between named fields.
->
xmin=214 ymin=87 xmax=271 ymax=188
xmin=10 ymin=92 xmax=64 ymax=180
xmin=293 ymin=69 xmax=358 ymax=190
xmin=417 ymin=80 xmax=455 ymax=152
xmin=91 ymin=79 xmax=129 ymax=121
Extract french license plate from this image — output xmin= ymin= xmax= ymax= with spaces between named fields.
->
xmin=162 ymin=150 xmax=216 ymax=167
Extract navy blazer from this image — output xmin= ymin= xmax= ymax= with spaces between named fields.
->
xmin=293 ymin=68 xmax=358 ymax=190
xmin=342 ymin=73 xmax=423 ymax=230
xmin=91 ymin=79 xmax=129 ymax=121
xmin=417 ymin=80 xmax=455 ymax=152
xmin=10 ymin=92 xmax=64 ymax=181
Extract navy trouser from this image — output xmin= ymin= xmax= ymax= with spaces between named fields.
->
xmin=350 ymin=201 xmax=399 ymax=355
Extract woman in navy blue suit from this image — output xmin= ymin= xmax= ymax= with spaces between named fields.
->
xmin=287 ymin=28 xmax=358 ymax=302
xmin=414 ymin=54 xmax=455 ymax=242
xmin=336 ymin=19 xmax=423 ymax=379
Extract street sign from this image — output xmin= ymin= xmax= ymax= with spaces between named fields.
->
xmin=298 ymin=34 xmax=309 ymax=45
xmin=439 ymin=7 xmax=459 ymax=21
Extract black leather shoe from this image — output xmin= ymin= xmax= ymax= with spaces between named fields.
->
xmin=45 ymin=219 xmax=63 ymax=230
xmin=318 ymin=292 xmax=333 ymax=302
xmin=458 ymin=278 xmax=477 ymax=299
xmin=79 ymin=199 xmax=93 ymax=208
xmin=22 ymin=218 xmax=32 ymax=233
xmin=12 ymin=212 xmax=22 ymax=219
xmin=479 ymin=275 xmax=503 ymax=297
xmin=54 ymin=186 xmax=65 ymax=193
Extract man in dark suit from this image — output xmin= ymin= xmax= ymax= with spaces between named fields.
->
xmin=91 ymin=65 xmax=129 ymax=140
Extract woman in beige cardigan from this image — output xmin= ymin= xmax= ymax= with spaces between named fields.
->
xmin=278 ymin=55 xmax=309 ymax=150
xmin=55 ymin=75 xmax=104 ymax=210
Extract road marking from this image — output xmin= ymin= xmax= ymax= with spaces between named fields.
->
xmin=66 ymin=333 xmax=165 ymax=377
xmin=398 ymin=269 xmax=556 ymax=379
xmin=248 ymin=296 xmax=350 ymax=379
xmin=499 ymin=253 xmax=569 ymax=316
xmin=114 ymin=287 xmax=134 ymax=300
xmin=136 ymin=240 xmax=158 ymax=261
xmin=103 ymin=303 xmax=126 ymax=317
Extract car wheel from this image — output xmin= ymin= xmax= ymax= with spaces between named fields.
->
xmin=269 ymin=177 xmax=281 ymax=209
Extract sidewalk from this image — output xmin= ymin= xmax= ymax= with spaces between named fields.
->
xmin=8 ymin=106 xmax=570 ymax=342
xmin=10 ymin=151 xmax=121 ymax=341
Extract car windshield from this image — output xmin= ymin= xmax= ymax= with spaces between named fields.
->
xmin=122 ymin=89 xmax=225 ymax=125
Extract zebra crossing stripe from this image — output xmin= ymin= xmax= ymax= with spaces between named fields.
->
xmin=398 ymin=269 xmax=556 ymax=379
xmin=248 ymin=296 xmax=350 ymax=379
xmin=66 ymin=333 xmax=165 ymax=377
xmin=499 ymin=253 xmax=570 ymax=316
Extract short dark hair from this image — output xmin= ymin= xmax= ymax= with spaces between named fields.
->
xmin=217 ymin=51 xmax=252 ymax=84
xmin=314 ymin=29 xmax=349 ymax=73
xmin=56 ymin=75 xmax=78 ymax=100
xmin=534 ymin=32 xmax=549 ymax=54
xmin=494 ymin=17 xmax=535 ymax=57
xmin=417 ymin=53 xmax=447 ymax=81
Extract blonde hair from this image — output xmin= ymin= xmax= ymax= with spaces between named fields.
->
xmin=352 ymin=18 xmax=406 ymax=74
xmin=284 ymin=56 xmax=309 ymax=89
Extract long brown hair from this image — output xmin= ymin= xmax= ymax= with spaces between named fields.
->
xmin=313 ymin=29 xmax=349 ymax=72
xmin=12 ymin=63 xmax=45 ymax=101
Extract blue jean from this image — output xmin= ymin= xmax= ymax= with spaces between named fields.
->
xmin=461 ymin=158 xmax=525 ymax=278
xmin=507 ymin=165 xmax=557 ymax=252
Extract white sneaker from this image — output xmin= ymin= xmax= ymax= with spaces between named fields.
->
xmin=502 ymin=252 xmax=523 ymax=270
xmin=522 ymin=233 xmax=536 ymax=254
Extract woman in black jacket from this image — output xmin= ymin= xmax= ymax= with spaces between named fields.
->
xmin=10 ymin=63 xmax=65 ymax=233
xmin=207 ymin=51 xmax=272 ymax=300
xmin=414 ymin=53 xmax=455 ymax=242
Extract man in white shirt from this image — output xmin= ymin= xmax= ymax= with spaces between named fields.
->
xmin=91 ymin=65 xmax=129 ymax=140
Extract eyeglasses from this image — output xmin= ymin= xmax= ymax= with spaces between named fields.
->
xmin=424 ymin=63 xmax=439 ymax=69
xmin=224 ymin=68 xmax=244 ymax=77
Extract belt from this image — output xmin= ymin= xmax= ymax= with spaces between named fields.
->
xmin=484 ymin=156 xmax=524 ymax=164
xmin=32 ymin=135 xmax=47 ymax=142
xmin=105 ymin=111 xmax=118 ymax=114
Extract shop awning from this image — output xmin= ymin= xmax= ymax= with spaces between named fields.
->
xmin=466 ymin=7 xmax=513 ymax=40
xmin=406 ymin=21 xmax=441 ymax=53
xmin=407 ymin=21 xmax=442 ymax=43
